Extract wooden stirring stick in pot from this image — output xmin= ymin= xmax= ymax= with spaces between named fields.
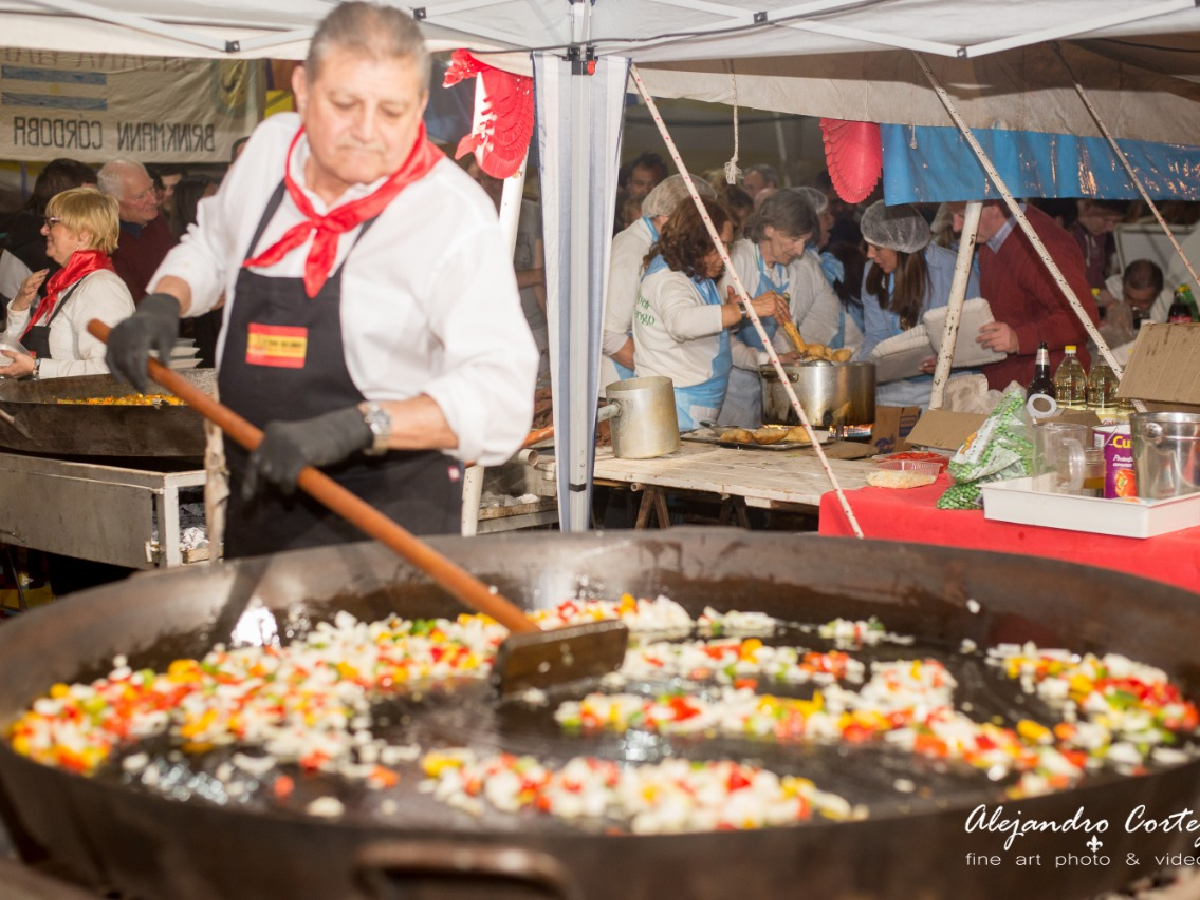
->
xmin=87 ymin=320 xmax=628 ymax=696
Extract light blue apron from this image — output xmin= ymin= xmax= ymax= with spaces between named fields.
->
xmin=614 ymin=217 xmax=661 ymax=381
xmin=718 ymin=247 xmax=788 ymax=428
xmin=644 ymin=254 xmax=731 ymax=432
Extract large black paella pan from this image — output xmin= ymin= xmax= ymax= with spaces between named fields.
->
xmin=2 ymin=530 xmax=1199 ymax=900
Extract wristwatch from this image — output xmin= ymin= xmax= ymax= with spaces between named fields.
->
xmin=31 ymin=358 xmax=41 ymax=380
xmin=361 ymin=402 xmax=391 ymax=456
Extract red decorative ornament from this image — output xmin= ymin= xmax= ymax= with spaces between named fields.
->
xmin=443 ymin=49 xmax=534 ymax=180
xmin=819 ymin=118 xmax=882 ymax=203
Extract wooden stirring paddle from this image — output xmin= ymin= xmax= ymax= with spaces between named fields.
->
xmin=88 ymin=320 xmax=628 ymax=694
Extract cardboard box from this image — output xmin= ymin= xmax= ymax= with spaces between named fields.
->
xmin=904 ymin=409 xmax=986 ymax=453
xmin=869 ymin=405 xmax=920 ymax=454
xmin=981 ymin=476 xmax=1200 ymax=539
xmin=1117 ymin=323 xmax=1200 ymax=412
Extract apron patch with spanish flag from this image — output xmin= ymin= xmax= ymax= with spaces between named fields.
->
xmin=246 ymin=323 xmax=308 ymax=369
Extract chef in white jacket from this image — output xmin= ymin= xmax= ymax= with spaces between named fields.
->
xmin=633 ymin=196 xmax=787 ymax=432
xmin=603 ymin=175 xmax=716 ymax=381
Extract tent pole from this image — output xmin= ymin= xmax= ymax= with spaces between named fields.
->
xmin=629 ymin=64 xmax=865 ymax=539
xmin=928 ymin=200 xmax=981 ymax=410
xmin=461 ymin=150 xmax=530 ymax=537
xmin=913 ymin=52 xmax=1135 ymax=401
xmin=1052 ymin=43 xmax=1200 ymax=293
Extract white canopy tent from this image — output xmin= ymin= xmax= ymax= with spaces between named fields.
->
xmin=6 ymin=0 xmax=1200 ymax=529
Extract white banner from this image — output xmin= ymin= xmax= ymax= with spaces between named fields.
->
xmin=0 ymin=50 xmax=261 ymax=163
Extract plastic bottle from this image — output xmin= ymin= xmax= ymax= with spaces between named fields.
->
xmin=1053 ymin=345 xmax=1088 ymax=409
xmin=1087 ymin=359 xmax=1123 ymax=424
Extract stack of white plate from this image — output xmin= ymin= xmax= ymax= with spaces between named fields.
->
xmin=168 ymin=338 xmax=202 ymax=370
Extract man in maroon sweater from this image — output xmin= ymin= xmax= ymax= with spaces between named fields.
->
xmin=953 ymin=200 xmax=1099 ymax=390
xmin=97 ymin=159 xmax=176 ymax=304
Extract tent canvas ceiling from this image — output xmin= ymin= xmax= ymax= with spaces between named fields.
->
xmin=4 ymin=1 xmax=1200 ymax=144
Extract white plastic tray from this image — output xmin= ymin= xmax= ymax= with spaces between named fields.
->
xmin=981 ymin=477 xmax=1200 ymax=539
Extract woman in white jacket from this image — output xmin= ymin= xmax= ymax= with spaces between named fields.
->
xmin=2 ymin=188 xmax=135 ymax=379
xmin=632 ymin=196 xmax=787 ymax=431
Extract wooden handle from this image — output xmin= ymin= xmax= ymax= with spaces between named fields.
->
xmin=782 ymin=321 xmax=807 ymax=355
xmin=89 ymin=320 xmax=538 ymax=634
xmin=521 ymin=425 xmax=554 ymax=449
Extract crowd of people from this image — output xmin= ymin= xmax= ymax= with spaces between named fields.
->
xmin=0 ymin=11 xmax=1193 ymax=451
xmin=605 ymin=151 xmax=1193 ymax=425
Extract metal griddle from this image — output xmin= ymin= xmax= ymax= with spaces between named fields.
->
xmin=1 ymin=530 xmax=1199 ymax=900
xmin=0 ymin=370 xmax=212 ymax=458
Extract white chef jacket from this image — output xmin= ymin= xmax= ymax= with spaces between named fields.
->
xmin=152 ymin=113 xmax=538 ymax=468
xmin=6 ymin=270 xmax=134 ymax=378
xmin=603 ymin=218 xmax=655 ymax=357
xmin=633 ymin=267 xmax=761 ymax=387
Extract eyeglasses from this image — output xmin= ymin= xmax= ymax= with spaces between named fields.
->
xmin=42 ymin=216 xmax=61 ymax=229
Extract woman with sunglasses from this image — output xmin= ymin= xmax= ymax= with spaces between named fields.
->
xmin=2 ymin=188 xmax=135 ymax=379
xmin=631 ymin=195 xmax=788 ymax=432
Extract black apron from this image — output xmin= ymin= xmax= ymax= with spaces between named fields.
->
xmin=23 ymin=278 xmax=84 ymax=360
xmin=219 ymin=182 xmax=462 ymax=559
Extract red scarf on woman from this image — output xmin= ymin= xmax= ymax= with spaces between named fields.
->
xmin=22 ymin=249 xmax=114 ymax=339
xmin=242 ymin=124 xmax=444 ymax=298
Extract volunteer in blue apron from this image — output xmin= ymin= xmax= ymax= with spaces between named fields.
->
xmin=716 ymin=190 xmax=818 ymax=428
xmin=631 ymin=196 xmax=787 ymax=432
xmin=105 ymin=2 xmax=537 ymax=558
xmin=604 ymin=175 xmax=716 ymax=381
xmin=2 ymin=188 xmax=134 ymax=379
xmin=857 ymin=200 xmax=978 ymax=410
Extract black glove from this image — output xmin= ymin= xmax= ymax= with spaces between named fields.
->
xmin=242 ymin=405 xmax=374 ymax=502
xmin=106 ymin=292 xmax=181 ymax=393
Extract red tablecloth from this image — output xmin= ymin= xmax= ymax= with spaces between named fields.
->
xmin=818 ymin=475 xmax=1200 ymax=595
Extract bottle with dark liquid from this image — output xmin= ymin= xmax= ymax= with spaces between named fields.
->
xmin=1027 ymin=341 xmax=1056 ymax=413
xmin=1169 ymin=284 xmax=1197 ymax=323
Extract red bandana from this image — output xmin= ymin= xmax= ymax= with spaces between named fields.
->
xmin=22 ymin=249 xmax=114 ymax=339
xmin=243 ymin=124 xmax=444 ymax=298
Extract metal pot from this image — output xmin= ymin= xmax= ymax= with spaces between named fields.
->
xmin=759 ymin=361 xmax=875 ymax=428
xmin=1131 ymin=411 xmax=1200 ymax=498
xmin=2 ymin=532 xmax=1200 ymax=900
xmin=602 ymin=376 xmax=680 ymax=458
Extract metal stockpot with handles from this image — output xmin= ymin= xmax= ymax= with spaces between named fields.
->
xmin=1131 ymin=411 xmax=1200 ymax=498
xmin=600 ymin=376 xmax=680 ymax=459
xmin=759 ymin=360 xmax=875 ymax=429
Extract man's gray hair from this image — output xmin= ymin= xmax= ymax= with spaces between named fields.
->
xmin=97 ymin=159 xmax=149 ymax=200
xmin=744 ymin=164 xmax=778 ymax=187
xmin=306 ymin=2 xmax=430 ymax=93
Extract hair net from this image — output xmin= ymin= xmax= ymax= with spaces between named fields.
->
xmin=641 ymin=174 xmax=716 ymax=219
xmin=790 ymin=186 xmax=829 ymax=215
xmin=860 ymin=201 xmax=930 ymax=254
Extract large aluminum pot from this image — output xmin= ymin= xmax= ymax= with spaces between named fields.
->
xmin=602 ymin=376 xmax=680 ymax=458
xmin=1131 ymin=411 xmax=1200 ymax=498
xmin=759 ymin=361 xmax=875 ymax=428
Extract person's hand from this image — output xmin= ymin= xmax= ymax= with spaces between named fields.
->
xmin=976 ymin=321 xmax=1019 ymax=354
xmin=1097 ymin=288 xmax=1118 ymax=308
xmin=10 ymin=270 xmax=48 ymax=312
xmin=106 ymin=292 xmax=181 ymax=392
xmin=0 ymin=351 xmax=35 ymax=378
xmin=242 ymin=406 xmax=375 ymax=501
xmin=918 ymin=355 xmax=938 ymax=375
xmin=774 ymin=351 xmax=800 ymax=365
xmin=750 ymin=290 xmax=787 ymax=320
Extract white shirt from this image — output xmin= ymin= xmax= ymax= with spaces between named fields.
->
xmin=719 ymin=239 xmax=842 ymax=351
xmin=0 ymin=251 xmax=32 ymax=301
xmin=152 ymin=113 xmax=538 ymax=467
xmin=6 ymin=269 xmax=134 ymax=378
xmin=633 ymin=267 xmax=758 ymax=387
xmin=1103 ymin=273 xmax=1172 ymax=324
xmin=603 ymin=218 xmax=655 ymax=357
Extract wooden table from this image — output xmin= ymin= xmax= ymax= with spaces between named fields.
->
xmin=534 ymin=442 xmax=871 ymax=527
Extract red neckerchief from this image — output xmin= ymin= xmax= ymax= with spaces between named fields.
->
xmin=22 ymin=249 xmax=114 ymax=339
xmin=242 ymin=123 xmax=444 ymax=298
